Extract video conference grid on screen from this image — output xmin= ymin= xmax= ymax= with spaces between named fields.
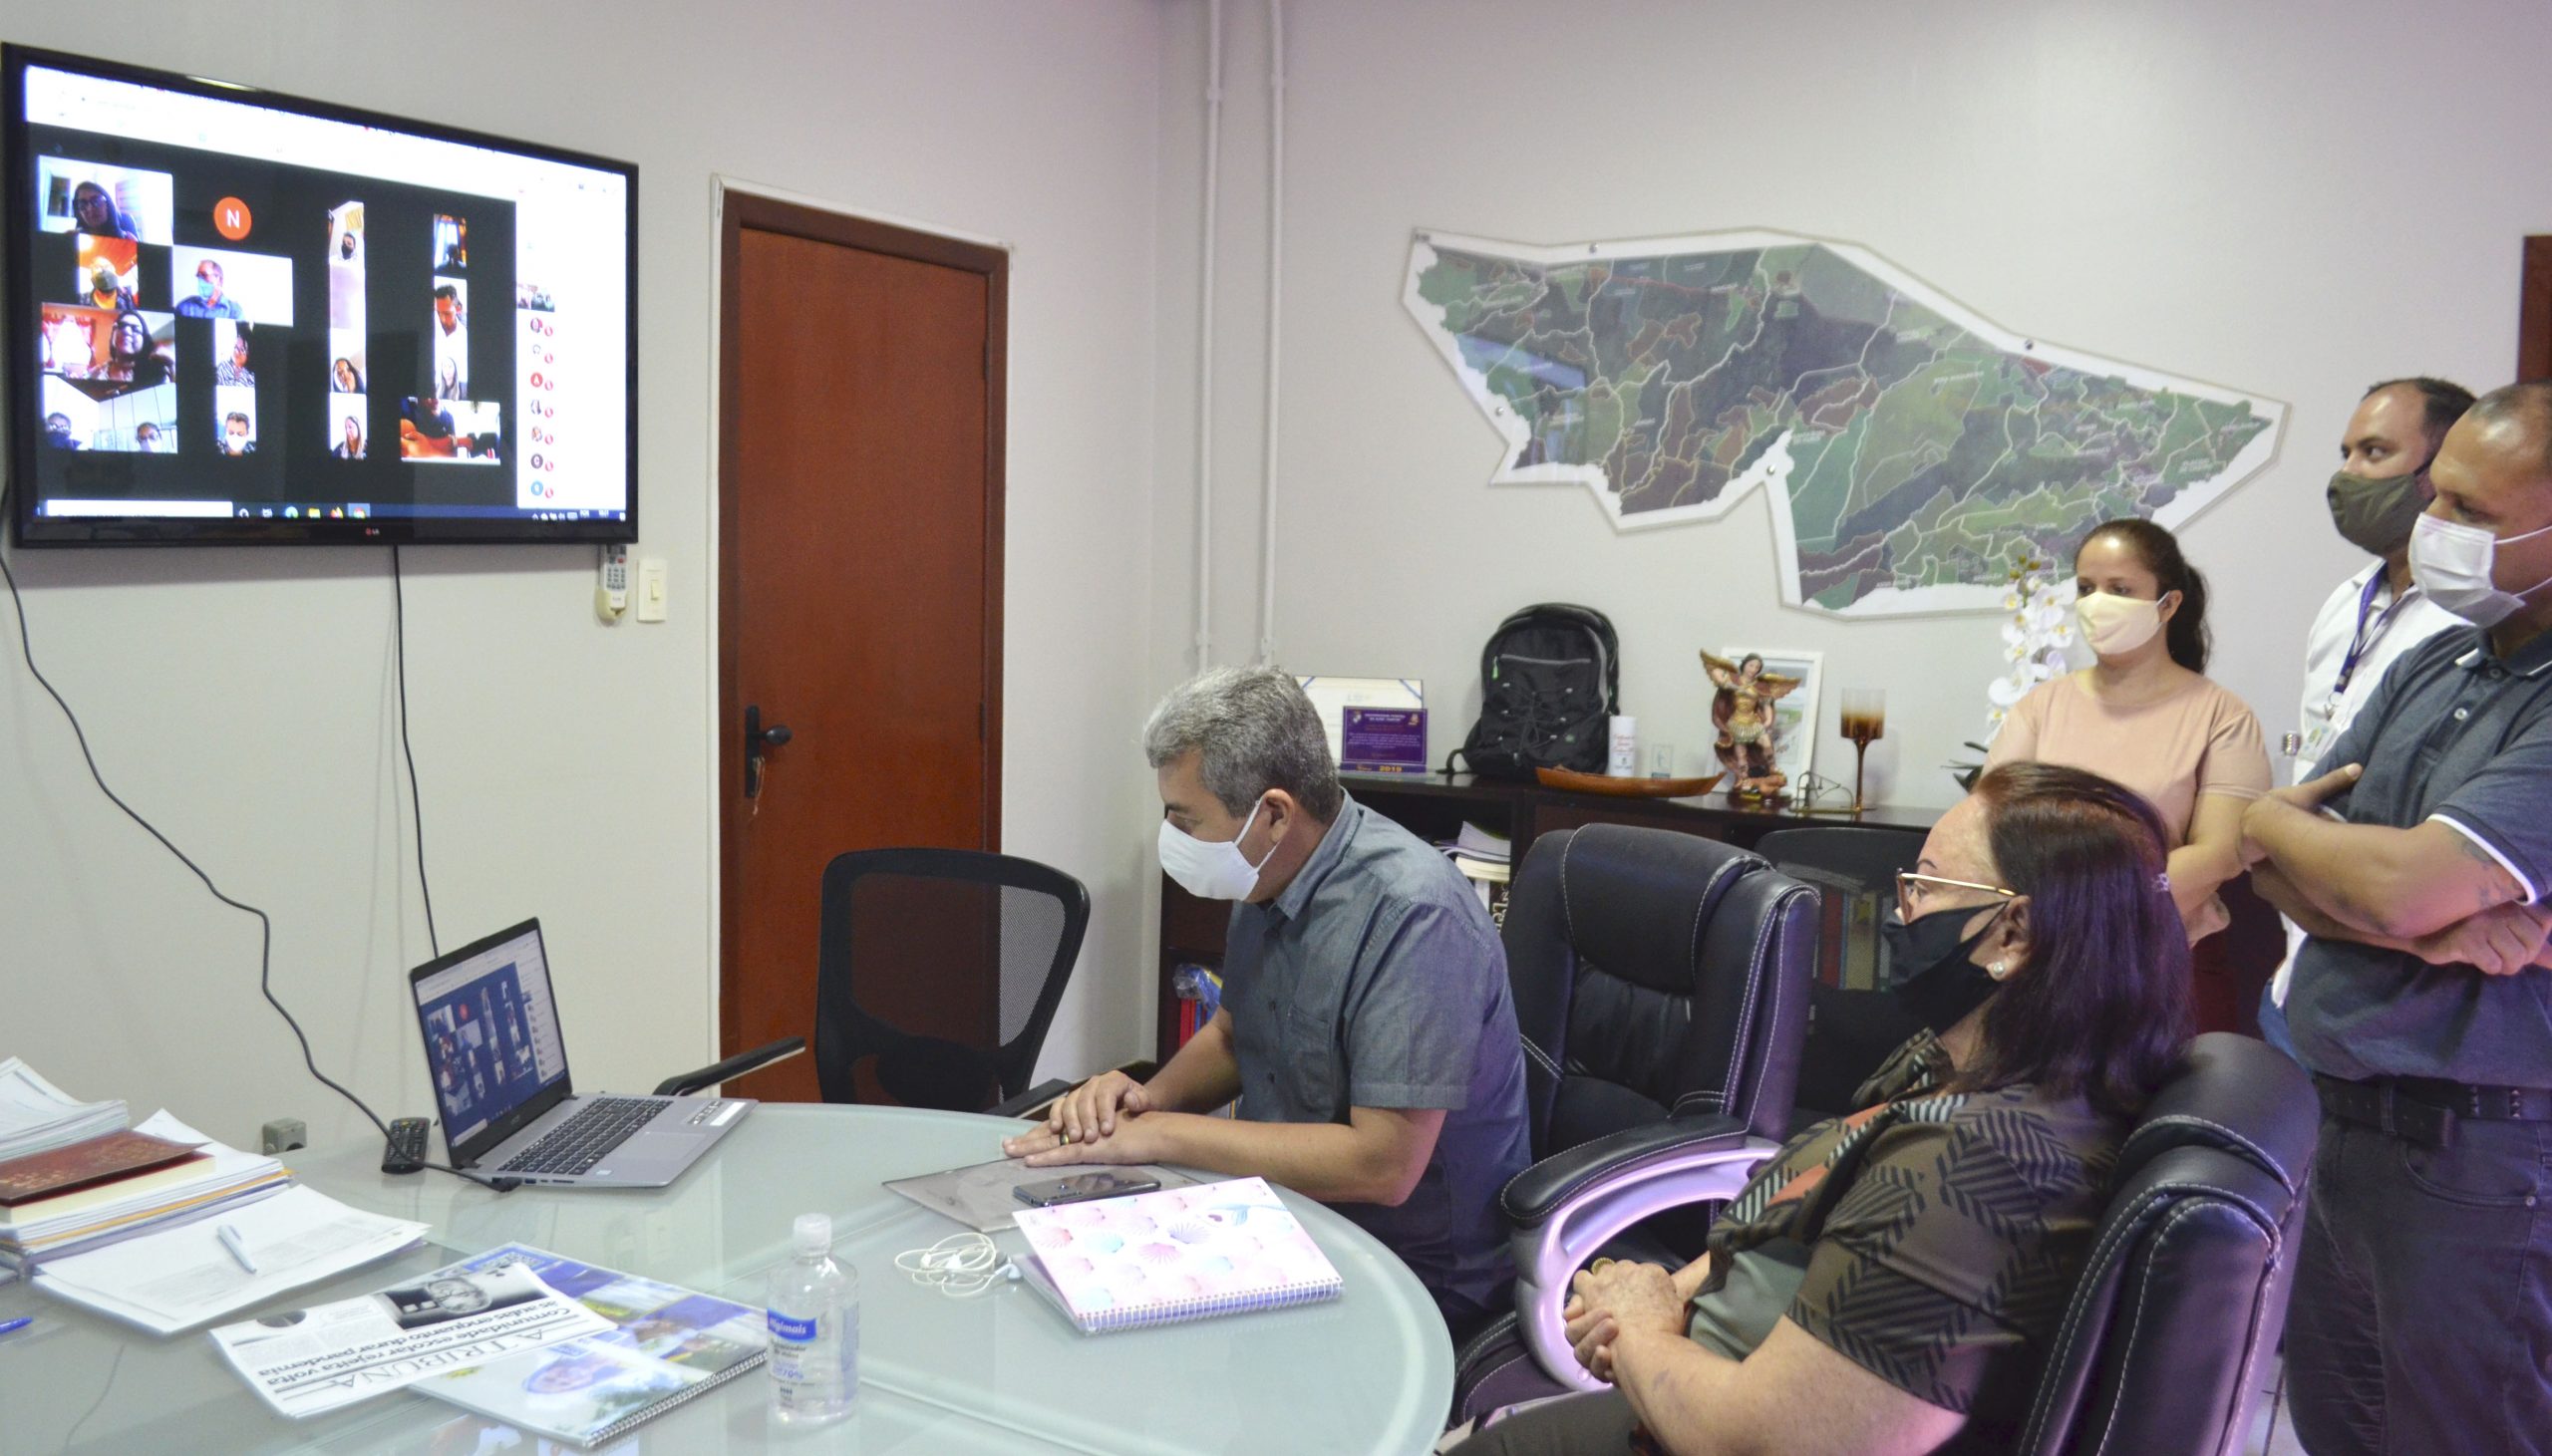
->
xmin=415 ymin=943 xmax=570 ymax=1148
xmin=11 ymin=53 xmax=629 ymax=539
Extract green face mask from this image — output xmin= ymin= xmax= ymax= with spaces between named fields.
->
xmin=2328 ymin=467 xmax=2429 ymax=555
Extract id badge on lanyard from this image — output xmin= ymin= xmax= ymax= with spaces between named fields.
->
xmin=2303 ymin=574 xmax=2399 ymax=764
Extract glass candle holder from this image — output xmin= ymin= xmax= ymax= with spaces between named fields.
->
xmin=1839 ymin=690 xmax=1886 ymax=812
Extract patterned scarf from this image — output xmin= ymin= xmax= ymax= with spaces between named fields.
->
xmin=1707 ymin=1031 xmax=1962 ymax=1263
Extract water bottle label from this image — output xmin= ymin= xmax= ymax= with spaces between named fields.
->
xmin=768 ymin=1310 xmax=816 ymax=1343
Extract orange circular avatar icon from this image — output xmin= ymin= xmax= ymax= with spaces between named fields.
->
xmin=212 ymin=197 xmax=252 ymax=240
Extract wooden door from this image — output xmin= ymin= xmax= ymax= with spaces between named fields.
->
xmin=717 ymin=194 xmax=1006 ymax=1103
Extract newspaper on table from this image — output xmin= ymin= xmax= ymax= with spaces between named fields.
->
xmin=211 ymin=1261 xmax=611 ymax=1418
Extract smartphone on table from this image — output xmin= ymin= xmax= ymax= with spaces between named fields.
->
xmin=1013 ymin=1171 xmax=1161 ymax=1207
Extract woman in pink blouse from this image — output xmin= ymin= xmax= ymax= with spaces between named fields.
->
xmin=1984 ymin=519 xmax=2271 ymax=1028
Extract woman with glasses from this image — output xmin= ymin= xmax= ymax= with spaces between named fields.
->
xmin=1448 ymin=763 xmax=2190 ymax=1456
xmin=1983 ymin=518 xmax=2270 ymax=1031
xmin=100 ymin=308 xmax=171 ymax=391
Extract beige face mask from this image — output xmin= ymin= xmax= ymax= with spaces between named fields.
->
xmin=2075 ymin=591 xmax=2170 ymax=657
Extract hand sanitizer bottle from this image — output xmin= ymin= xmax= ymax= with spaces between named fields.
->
xmin=767 ymin=1213 xmax=857 ymax=1426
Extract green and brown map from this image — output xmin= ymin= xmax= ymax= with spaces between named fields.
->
xmin=1405 ymin=230 xmax=2282 ymax=616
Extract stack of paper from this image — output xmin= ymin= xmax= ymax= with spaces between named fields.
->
xmin=37 ymin=1182 xmax=428 ymax=1335
xmin=0 ymin=1111 xmax=289 ymax=1269
xmin=1437 ymin=824 xmax=1512 ymax=914
xmin=1436 ymin=821 xmax=1512 ymax=867
xmin=0 ymin=1057 xmax=128 ymax=1162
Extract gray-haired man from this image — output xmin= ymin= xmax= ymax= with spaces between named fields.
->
xmin=1004 ymin=667 xmax=1531 ymax=1340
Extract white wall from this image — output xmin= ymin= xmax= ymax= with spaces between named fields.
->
xmin=2 ymin=0 xmax=1168 ymax=1149
xmin=1152 ymin=0 xmax=2546 ymax=810
xmin=15 ymin=0 xmax=2551 ymax=1153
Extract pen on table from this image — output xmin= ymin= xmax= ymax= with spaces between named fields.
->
xmin=0 ymin=1316 xmax=34 ymax=1338
xmin=217 ymin=1223 xmax=258 ymax=1274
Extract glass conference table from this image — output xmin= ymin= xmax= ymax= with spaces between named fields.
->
xmin=0 ymin=1104 xmax=1455 ymax=1454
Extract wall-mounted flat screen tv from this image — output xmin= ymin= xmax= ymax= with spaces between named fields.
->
xmin=5 ymin=46 xmax=636 ymax=545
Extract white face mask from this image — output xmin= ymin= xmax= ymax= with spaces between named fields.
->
xmin=1156 ymin=795 xmax=1274 ymax=901
xmin=2075 ymin=591 xmax=2169 ymax=657
xmin=2409 ymin=511 xmax=2552 ymax=628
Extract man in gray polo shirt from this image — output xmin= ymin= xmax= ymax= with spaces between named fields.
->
xmin=1005 ymin=667 xmax=1531 ymax=1339
xmin=2242 ymin=382 xmax=2552 ymax=1455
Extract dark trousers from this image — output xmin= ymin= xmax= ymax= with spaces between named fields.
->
xmin=1443 ymin=1389 xmax=1641 ymax=1455
xmin=2286 ymin=1113 xmax=2552 ymax=1455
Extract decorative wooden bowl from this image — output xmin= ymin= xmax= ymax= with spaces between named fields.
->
xmin=1535 ymin=766 xmax=1725 ymax=798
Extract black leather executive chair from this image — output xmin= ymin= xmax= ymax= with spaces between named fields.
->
xmin=1455 ymin=823 xmax=1820 ymax=1403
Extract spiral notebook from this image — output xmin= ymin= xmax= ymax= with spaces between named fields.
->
xmin=1013 ymin=1176 xmax=1343 ymax=1333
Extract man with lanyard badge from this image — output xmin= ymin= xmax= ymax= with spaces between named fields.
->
xmin=2244 ymin=382 xmax=2552 ymax=1454
xmin=2259 ymin=378 xmax=2471 ymax=1055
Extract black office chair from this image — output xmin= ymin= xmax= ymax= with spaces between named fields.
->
xmin=653 ymin=1037 xmax=807 ymax=1097
xmin=809 ymin=848 xmax=1091 ymax=1114
xmin=1452 ymin=824 xmax=1819 ymax=1409
xmin=1754 ymin=825 xmax=1928 ymax=1126
xmin=2015 ymin=1032 xmax=2316 ymax=1453
xmin=1463 ymin=1031 xmax=2318 ymax=1448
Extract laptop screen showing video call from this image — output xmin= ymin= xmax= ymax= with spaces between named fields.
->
xmin=412 ymin=926 xmax=572 ymax=1151
xmin=9 ymin=48 xmax=634 ymax=544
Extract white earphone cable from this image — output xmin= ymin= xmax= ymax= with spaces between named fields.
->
xmin=893 ymin=1232 xmax=1020 ymax=1299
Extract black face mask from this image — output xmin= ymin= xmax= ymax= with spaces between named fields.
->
xmin=1880 ymin=902 xmax=2009 ymax=1033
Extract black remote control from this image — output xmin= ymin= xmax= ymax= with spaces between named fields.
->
xmin=382 ymin=1117 xmax=431 ymax=1175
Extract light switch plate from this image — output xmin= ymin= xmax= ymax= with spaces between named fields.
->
xmin=637 ymin=558 xmax=668 ymax=622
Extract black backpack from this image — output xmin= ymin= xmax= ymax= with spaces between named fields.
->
xmin=1446 ymin=604 xmax=1620 ymax=779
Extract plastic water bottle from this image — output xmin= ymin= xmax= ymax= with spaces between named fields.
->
xmin=767 ymin=1213 xmax=857 ymax=1426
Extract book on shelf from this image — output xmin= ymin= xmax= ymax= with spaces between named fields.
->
xmin=1014 ymin=1176 xmax=1343 ymax=1334
xmin=1434 ymin=821 xmax=1511 ymax=865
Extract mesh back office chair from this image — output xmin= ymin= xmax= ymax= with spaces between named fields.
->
xmin=1754 ymin=826 xmax=1927 ymax=1125
xmin=1452 ymin=824 xmax=1819 ymax=1411
xmin=809 ymin=848 xmax=1091 ymax=1113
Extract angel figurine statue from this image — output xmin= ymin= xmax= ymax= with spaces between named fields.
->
xmin=1703 ymin=651 xmax=1803 ymax=798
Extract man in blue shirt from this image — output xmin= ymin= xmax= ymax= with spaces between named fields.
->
xmin=2243 ymin=382 xmax=2552 ymax=1455
xmin=1007 ymin=667 xmax=1531 ymax=1340
xmin=176 ymin=259 xmax=244 ymax=320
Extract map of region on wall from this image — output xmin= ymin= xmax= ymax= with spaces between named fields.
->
xmin=1404 ymin=229 xmax=2284 ymax=617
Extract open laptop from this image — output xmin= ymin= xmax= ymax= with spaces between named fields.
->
xmin=409 ymin=918 xmax=753 ymax=1188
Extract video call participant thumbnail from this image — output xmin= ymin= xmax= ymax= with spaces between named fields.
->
xmin=106 ymin=309 xmax=171 ymax=390
xmin=215 ymin=322 xmax=255 ymax=388
xmin=39 ymin=157 xmax=172 ymax=244
xmin=177 ymin=258 xmax=245 ymax=320
xmin=73 ymin=178 xmax=137 ymax=239
xmin=77 ymin=234 xmax=140 ymax=311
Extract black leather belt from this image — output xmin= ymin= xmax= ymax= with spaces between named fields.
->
xmin=2314 ymin=1074 xmax=2552 ymax=1148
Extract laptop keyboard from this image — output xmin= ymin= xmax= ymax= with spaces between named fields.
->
xmin=497 ymin=1097 xmax=662 ymax=1175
